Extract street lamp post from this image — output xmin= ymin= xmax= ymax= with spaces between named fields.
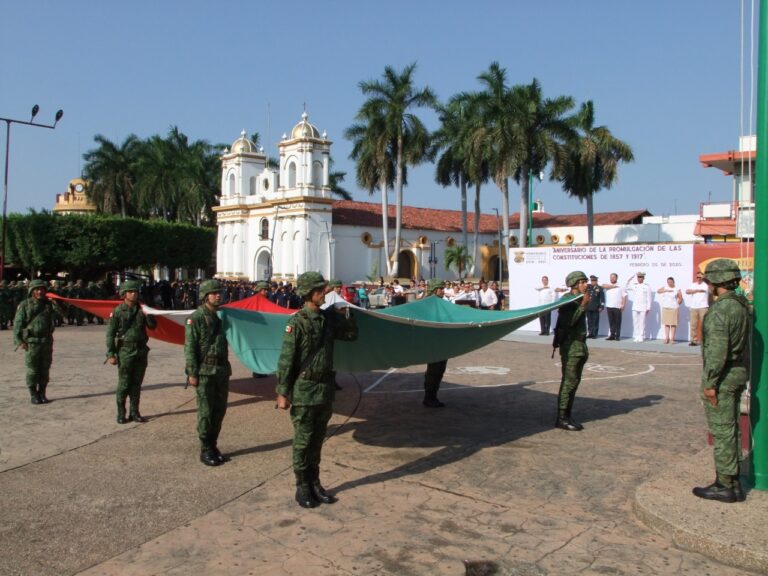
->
xmin=1 ymin=105 xmax=63 ymax=281
xmin=428 ymin=240 xmax=441 ymax=279
xmin=267 ymin=204 xmax=285 ymax=280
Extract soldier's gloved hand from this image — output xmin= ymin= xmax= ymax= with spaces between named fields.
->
xmin=108 ymin=356 xmax=118 ymax=366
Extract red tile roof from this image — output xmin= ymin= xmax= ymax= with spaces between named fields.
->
xmin=331 ymin=200 xmax=651 ymax=233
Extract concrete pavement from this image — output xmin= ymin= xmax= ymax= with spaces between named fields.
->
xmin=0 ymin=324 xmax=764 ymax=575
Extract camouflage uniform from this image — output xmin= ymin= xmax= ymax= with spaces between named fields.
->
xmin=13 ymin=280 xmax=56 ymax=404
xmin=276 ymin=272 xmax=358 ymax=507
xmin=185 ymin=280 xmax=230 ymax=465
xmin=693 ymin=259 xmax=750 ymax=503
xmin=553 ymin=271 xmax=589 ymax=431
xmin=106 ymin=280 xmax=157 ymax=423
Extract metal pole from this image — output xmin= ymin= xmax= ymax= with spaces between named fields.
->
xmin=0 ymin=108 xmax=62 ymax=282
xmin=750 ymin=0 xmax=768 ymax=490
xmin=1 ymin=121 xmax=10 ymax=282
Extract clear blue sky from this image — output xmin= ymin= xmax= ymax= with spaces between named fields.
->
xmin=0 ymin=0 xmax=754 ymax=218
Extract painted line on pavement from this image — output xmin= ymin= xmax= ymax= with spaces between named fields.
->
xmin=363 ymin=368 xmax=398 ymax=392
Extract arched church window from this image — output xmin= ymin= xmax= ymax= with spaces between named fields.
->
xmin=228 ymin=173 xmax=236 ymax=197
xmin=249 ymin=176 xmax=257 ymax=195
xmin=260 ymin=219 xmax=269 ymax=240
xmin=288 ymin=162 xmax=297 ymax=188
xmin=312 ymin=161 xmax=322 ymax=187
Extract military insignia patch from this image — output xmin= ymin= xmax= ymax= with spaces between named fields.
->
xmin=285 ymin=325 xmax=293 ymax=333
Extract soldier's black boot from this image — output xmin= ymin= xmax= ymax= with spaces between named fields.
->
xmin=294 ymin=471 xmax=319 ymax=508
xmin=30 ymin=389 xmax=42 ymax=405
xmin=38 ymin=384 xmax=50 ymax=404
xmin=309 ymin=466 xmax=337 ymax=504
xmin=129 ymin=398 xmax=147 ymax=423
xmin=200 ymin=448 xmax=220 ymax=467
xmin=732 ymin=476 xmax=747 ymax=502
xmin=692 ymin=479 xmax=737 ymax=503
xmin=422 ymin=391 xmax=445 ymax=408
xmin=117 ymin=399 xmax=129 ymax=424
xmin=213 ymin=446 xmax=230 ymax=464
xmin=555 ymin=410 xmax=582 ymax=431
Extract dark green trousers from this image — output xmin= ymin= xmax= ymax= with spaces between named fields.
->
xmin=703 ymin=366 xmax=747 ymax=482
xmin=116 ymin=347 xmax=148 ymax=411
xmin=26 ymin=341 xmax=53 ymax=395
xmin=557 ymin=341 xmax=588 ymax=413
xmin=290 ymin=404 xmax=333 ymax=472
xmin=425 ymin=360 xmax=447 ymax=393
xmin=196 ymin=372 xmax=229 ymax=449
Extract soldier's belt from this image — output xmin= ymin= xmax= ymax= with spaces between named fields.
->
xmin=25 ymin=336 xmax=51 ymax=343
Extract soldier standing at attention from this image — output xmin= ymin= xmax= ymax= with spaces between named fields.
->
xmin=185 ymin=279 xmax=231 ymax=467
xmin=275 ymin=272 xmax=358 ymax=508
xmin=552 ymin=271 xmax=591 ymax=431
xmin=423 ymin=278 xmax=449 ymax=407
xmin=692 ymin=259 xmax=750 ymax=503
xmin=106 ymin=280 xmax=157 ymax=424
xmin=585 ymin=275 xmax=605 ymax=338
xmin=13 ymin=280 xmax=56 ymax=404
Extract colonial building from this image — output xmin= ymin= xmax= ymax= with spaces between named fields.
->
xmin=213 ymin=113 xmax=702 ymax=283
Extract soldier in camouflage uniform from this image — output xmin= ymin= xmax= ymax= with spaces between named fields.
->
xmin=0 ymin=280 xmax=11 ymax=330
xmin=552 ymin=271 xmax=591 ymax=431
xmin=276 ymin=272 xmax=358 ymax=508
xmin=692 ymin=259 xmax=750 ymax=503
xmin=106 ymin=280 xmax=157 ymax=424
xmin=184 ymin=279 xmax=231 ymax=467
xmin=423 ymin=278 xmax=448 ymax=408
xmin=13 ymin=280 xmax=56 ymax=404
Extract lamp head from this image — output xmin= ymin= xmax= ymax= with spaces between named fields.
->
xmin=31 ymin=104 xmax=39 ymax=121
xmin=54 ymin=110 xmax=64 ymax=126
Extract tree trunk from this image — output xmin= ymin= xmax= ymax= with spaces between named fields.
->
xmin=471 ymin=183 xmax=481 ymax=277
xmin=520 ymin=168 xmax=529 ymax=247
xmin=380 ymin=179 xmax=393 ymax=276
xmin=586 ymin=193 xmax=594 ymax=245
xmin=460 ymin=173 xmax=468 ymax=251
xmin=500 ymin=177 xmax=510 ymax=256
xmin=392 ymin=136 xmax=404 ymax=278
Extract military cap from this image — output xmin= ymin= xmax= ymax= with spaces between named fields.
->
xmin=704 ymin=258 xmax=741 ymax=285
xmin=28 ymin=279 xmax=48 ymax=294
xmin=296 ymin=271 xmax=327 ymax=297
xmin=589 ymin=275 xmax=598 ymax=280
xmin=119 ymin=280 xmax=141 ymax=295
xmin=565 ymin=271 xmax=588 ymax=288
xmin=199 ymin=279 xmax=223 ymax=299
xmin=255 ymin=280 xmax=269 ymax=291
xmin=329 ymin=278 xmax=342 ymax=288
xmin=427 ymin=278 xmax=445 ymax=295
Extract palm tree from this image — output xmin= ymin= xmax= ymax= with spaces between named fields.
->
xmin=554 ymin=100 xmax=635 ymax=244
xmin=507 ymin=79 xmax=575 ymax=246
xmin=328 ymin=158 xmax=352 ymax=200
xmin=346 ymin=112 xmax=396 ymax=274
xmin=355 ymin=63 xmax=436 ymax=276
xmin=444 ymin=244 xmax=473 ymax=279
xmin=82 ymin=134 xmax=141 ymax=217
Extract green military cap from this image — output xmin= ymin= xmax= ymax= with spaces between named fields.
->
xmin=28 ymin=279 xmax=48 ymax=294
xmin=329 ymin=278 xmax=342 ymax=288
xmin=427 ymin=278 xmax=445 ymax=295
xmin=255 ymin=280 xmax=269 ymax=291
xmin=704 ymin=259 xmax=741 ymax=285
xmin=565 ymin=271 xmax=588 ymax=288
xmin=119 ymin=280 xmax=142 ymax=295
xmin=296 ymin=271 xmax=327 ymax=297
xmin=199 ymin=279 xmax=223 ymax=299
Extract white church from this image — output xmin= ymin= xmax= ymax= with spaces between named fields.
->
xmin=213 ymin=112 xmax=702 ymax=284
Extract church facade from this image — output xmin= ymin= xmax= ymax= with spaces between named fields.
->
xmin=213 ymin=113 xmax=699 ymax=284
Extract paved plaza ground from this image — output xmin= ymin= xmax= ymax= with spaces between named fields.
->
xmin=0 ymin=323 xmax=765 ymax=575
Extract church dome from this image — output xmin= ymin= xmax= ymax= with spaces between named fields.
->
xmin=230 ymin=130 xmax=257 ymax=154
xmin=290 ymin=112 xmax=321 ymax=140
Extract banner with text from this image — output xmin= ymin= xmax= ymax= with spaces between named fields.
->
xmin=507 ymin=244 xmax=695 ymax=340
